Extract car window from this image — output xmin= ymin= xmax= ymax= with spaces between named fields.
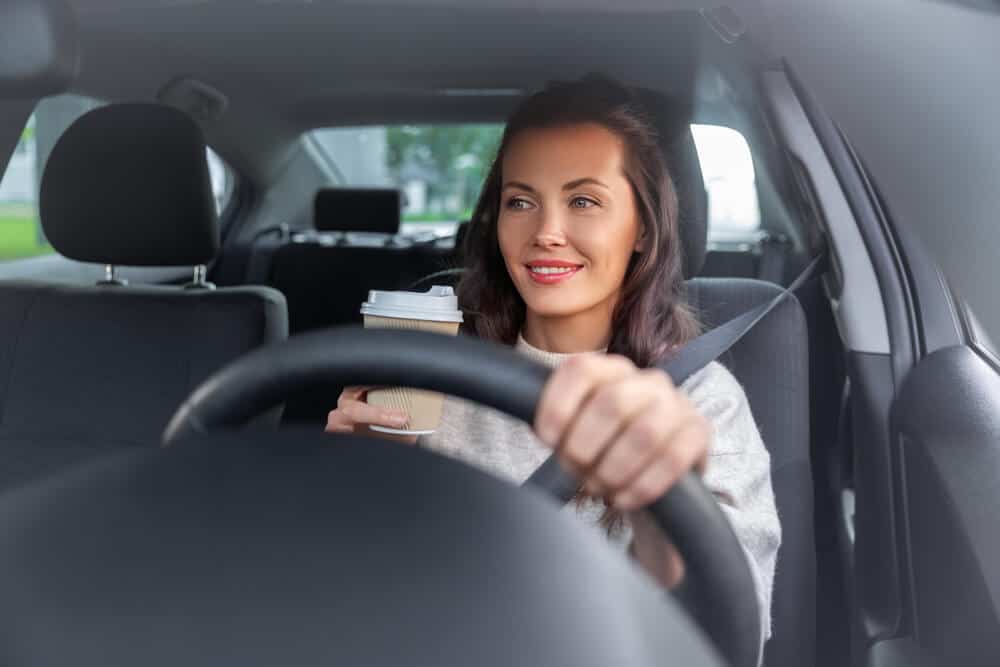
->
xmin=307 ymin=124 xmax=504 ymax=236
xmin=0 ymin=94 xmax=235 ymax=262
xmin=308 ymin=123 xmax=760 ymax=241
xmin=690 ymin=124 xmax=761 ymax=241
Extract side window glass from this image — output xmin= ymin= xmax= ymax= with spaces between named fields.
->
xmin=206 ymin=147 xmax=235 ymax=215
xmin=0 ymin=95 xmax=235 ymax=262
xmin=691 ymin=124 xmax=761 ymax=241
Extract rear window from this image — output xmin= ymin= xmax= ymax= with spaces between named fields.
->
xmin=307 ymin=124 xmax=503 ymax=235
xmin=691 ymin=124 xmax=761 ymax=240
xmin=0 ymin=94 xmax=235 ymax=262
xmin=307 ymin=123 xmax=760 ymax=239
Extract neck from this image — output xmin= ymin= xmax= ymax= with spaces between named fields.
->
xmin=521 ymin=304 xmax=614 ymax=354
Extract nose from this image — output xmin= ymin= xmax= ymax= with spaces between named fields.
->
xmin=533 ymin=207 xmax=567 ymax=249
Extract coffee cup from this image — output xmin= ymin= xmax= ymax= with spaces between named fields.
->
xmin=360 ymin=285 xmax=464 ymax=435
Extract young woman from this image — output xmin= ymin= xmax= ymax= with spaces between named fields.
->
xmin=326 ymin=75 xmax=780 ymax=660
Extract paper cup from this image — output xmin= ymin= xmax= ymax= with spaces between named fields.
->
xmin=360 ymin=286 xmax=463 ymax=435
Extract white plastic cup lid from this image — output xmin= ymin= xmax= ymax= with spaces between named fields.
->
xmin=360 ymin=285 xmax=464 ymax=323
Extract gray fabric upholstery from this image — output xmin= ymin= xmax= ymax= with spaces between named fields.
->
xmin=267 ymin=242 xmax=448 ymax=422
xmin=685 ymin=277 xmax=815 ymax=667
xmin=634 ymin=87 xmax=708 ymax=278
xmin=0 ymin=100 xmax=291 ymax=493
xmin=663 ymin=128 xmax=708 ymax=278
xmin=0 ymin=281 xmax=288 ymax=491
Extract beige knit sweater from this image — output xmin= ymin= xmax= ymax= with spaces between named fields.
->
xmin=420 ymin=334 xmax=780 ymax=659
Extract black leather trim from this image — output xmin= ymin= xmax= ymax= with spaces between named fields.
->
xmin=0 ymin=432 xmax=723 ymax=667
xmin=163 ymin=326 xmax=760 ymax=667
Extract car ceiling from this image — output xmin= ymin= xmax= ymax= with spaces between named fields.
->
xmin=61 ymin=0 xmax=764 ymax=182
xmin=49 ymin=0 xmax=1000 ymax=344
xmin=761 ymin=0 xmax=1000 ymax=350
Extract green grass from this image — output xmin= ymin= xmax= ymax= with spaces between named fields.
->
xmin=403 ymin=209 xmax=474 ymax=223
xmin=0 ymin=203 xmax=53 ymax=260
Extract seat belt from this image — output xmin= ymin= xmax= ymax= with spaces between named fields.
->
xmin=523 ymin=252 xmax=826 ymax=500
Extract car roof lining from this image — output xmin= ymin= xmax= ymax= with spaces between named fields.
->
xmin=58 ymin=1 xmax=763 ymax=185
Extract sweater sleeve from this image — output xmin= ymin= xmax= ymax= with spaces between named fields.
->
xmin=682 ymin=362 xmax=781 ymax=661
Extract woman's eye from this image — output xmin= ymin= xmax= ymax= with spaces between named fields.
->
xmin=506 ymin=197 xmax=532 ymax=210
xmin=570 ymin=196 xmax=598 ymax=209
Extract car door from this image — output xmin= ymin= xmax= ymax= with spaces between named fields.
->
xmin=787 ymin=73 xmax=1000 ymax=667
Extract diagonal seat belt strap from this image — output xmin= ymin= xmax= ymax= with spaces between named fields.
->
xmin=523 ymin=252 xmax=826 ymax=501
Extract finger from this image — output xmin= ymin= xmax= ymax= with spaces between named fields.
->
xmin=590 ymin=400 xmax=704 ymax=497
xmin=628 ymin=511 xmax=686 ymax=589
xmin=338 ymin=386 xmax=374 ymax=408
xmin=326 ymin=406 xmax=358 ymax=432
xmin=534 ymin=354 xmax=635 ymax=447
xmin=558 ymin=370 xmax=664 ymax=480
xmin=325 ymin=410 xmax=353 ymax=433
xmin=610 ymin=416 xmax=710 ymax=511
xmin=341 ymin=400 xmax=410 ymax=429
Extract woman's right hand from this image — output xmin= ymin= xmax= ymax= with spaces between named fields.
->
xmin=325 ymin=386 xmax=416 ymax=444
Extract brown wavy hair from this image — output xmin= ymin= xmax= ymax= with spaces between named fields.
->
xmin=458 ymin=73 xmax=700 ymax=368
xmin=458 ymin=75 xmax=702 ymax=532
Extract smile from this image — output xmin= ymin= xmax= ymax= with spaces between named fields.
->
xmin=526 ymin=263 xmax=583 ymax=284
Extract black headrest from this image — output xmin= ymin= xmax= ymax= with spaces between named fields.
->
xmin=39 ymin=103 xmax=219 ymax=266
xmin=634 ymin=89 xmax=708 ymax=279
xmin=314 ymin=188 xmax=401 ymax=234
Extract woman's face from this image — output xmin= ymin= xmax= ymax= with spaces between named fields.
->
xmin=497 ymin=122 xmax=644 ymax=323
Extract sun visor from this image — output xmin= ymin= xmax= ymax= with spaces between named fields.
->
xmin=314 ymin=188 xmax=401 ymax=234
xmin=0 ymin=0 xmax=79 ymax=99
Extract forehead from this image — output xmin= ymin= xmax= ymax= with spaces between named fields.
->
xmin=502 ymin=123 xmax=628 ymax=184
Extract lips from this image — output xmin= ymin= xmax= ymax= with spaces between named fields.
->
xmin=525 ymin=259 xmax=583 ymax=285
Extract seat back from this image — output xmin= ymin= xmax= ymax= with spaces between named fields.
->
xmin=269 ymin=243 xmax=448 ymax=334
xmin=686 ymin=277 xmax=815 ymax=667
xmin=0 ymin=282 xmax=286 ymax=488
xmin=266 ymin=241 xmax=448 ymax=422
xmin=645 ymin=88 xmax=816 ymax=664
xmin=0 ymin=103 xmax=288 ymax=490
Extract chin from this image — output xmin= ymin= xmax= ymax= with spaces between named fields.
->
xmin=520 ymin=292 xmax=594 ymax=319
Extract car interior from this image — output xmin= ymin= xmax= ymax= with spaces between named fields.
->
xmin=1 ymin=1 xmax=999 ymax=666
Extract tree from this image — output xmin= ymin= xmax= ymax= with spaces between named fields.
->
xmin=386 ymin=125 xmax=502 ymax=217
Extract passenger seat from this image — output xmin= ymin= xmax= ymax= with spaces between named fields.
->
xmin=0 ymin=103 xmax=288 ymax=490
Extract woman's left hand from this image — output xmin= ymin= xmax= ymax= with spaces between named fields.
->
xmin=534 ymin=353 xmax=711 ymax=588
xmin=534 ymin=353 xmax=711 ymax=512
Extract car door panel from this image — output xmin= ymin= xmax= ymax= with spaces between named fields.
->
xmin=890 ymin=345 xmax=1000 ymax=665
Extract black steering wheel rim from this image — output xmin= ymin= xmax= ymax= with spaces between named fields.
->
xmin=164 ymin=326 xmax=761 ymax=667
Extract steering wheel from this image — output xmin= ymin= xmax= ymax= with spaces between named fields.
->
xmin=164 ymin=326 xmax=761 ymax=667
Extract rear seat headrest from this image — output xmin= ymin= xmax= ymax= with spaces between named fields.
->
xmin=634 ymin=88 xmax=708 ymax=279
xmin=314 ymin=188 xmax=401 ymax=234
xmin=39 ymin=103 xmax=219 ymax=267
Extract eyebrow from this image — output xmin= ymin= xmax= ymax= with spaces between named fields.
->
xmin=501 ymin=177 xmax=610 ymax=193
xmin=501 ymin=180 xmax=537 ymax=193
xmin=562 ymin=177 xmax=610 ymax=191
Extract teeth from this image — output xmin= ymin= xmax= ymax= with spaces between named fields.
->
xmin=530 ymin=266 xmax=577 ymax=275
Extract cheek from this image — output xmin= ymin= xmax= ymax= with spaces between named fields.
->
xmin=578 ymin=219 xmax=639 ymax=273
xmin=497 ymin=215 xmax=529 ymax=262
